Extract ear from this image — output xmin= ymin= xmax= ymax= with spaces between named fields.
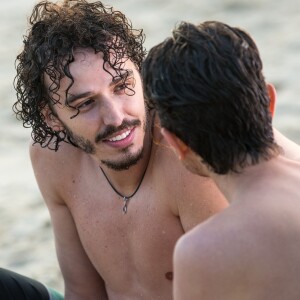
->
xmin=267 ymin=83 xmax=276 ymax=118
xmin=161 ymin=128 xmax=189 ymax=160
xmin=42 ymin=105 xmax=64 ymax=132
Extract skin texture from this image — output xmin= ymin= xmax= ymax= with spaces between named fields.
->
xmin=172 ymin=142 xmax=300 ymax=300
xmin=30 ymin=48 xmax=228 ymax=299
xmin=142 ymin=19 xmax=300 ymax=299
xmin=161 ymin=86 xmax=300 ymax=300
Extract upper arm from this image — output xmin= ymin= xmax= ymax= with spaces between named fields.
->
xmin=176 ymin=169 xmax=228 ymax=232
xmin=174 ymin=232 xmax=228 ymax=300
xmin=29 ymin=143 xmax=108 ymax=299
xmin=51 ymin=202 xmax=108 ymax=299
xmin=173 ymin=236 xmax=205 ymax=300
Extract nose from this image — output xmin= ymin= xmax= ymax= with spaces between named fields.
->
xmin=100 ymin=96 xmax=124 ymax=127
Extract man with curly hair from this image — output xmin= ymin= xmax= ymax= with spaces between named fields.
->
xmin=143 ymin=20 xmax=300 ymax=300
xmin=10 ymin=1 xmax=228 ymax=299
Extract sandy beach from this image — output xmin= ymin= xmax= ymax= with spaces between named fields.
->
xmin=0 ymin=0 xmax=299 ymax=292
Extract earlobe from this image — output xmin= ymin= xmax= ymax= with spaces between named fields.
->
xmin=161 ymin=128 xmax=188 ymax=160
xmin=267 ymin=83 xmax=277 ymax=118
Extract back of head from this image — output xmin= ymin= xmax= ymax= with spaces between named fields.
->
xmin=143 ymin=21 xmax=279 ymax=174
xmin=13 ymin=0 xmax=146 ymax=150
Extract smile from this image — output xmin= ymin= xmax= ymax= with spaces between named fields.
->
xmin=108 ymin=129 xmax=131 ymax=142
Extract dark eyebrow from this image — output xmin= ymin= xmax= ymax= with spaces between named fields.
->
xmin=111 ymin=69 xmax=134 ymax=85
xmin=66 ymin=91 xmax=93 ymax=106
xmin=66 ymin=70 xmax=134 ymax=105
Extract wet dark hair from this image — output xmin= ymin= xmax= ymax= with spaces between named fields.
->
xmin=142 ymin=21 xmax=280 ymax=174
xmin=13 ymin=0 xmax=146 ymax=150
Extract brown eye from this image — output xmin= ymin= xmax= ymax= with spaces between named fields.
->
xmin=77 ymin=99 xmax=94 ymax=109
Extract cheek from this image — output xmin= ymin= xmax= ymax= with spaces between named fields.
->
xmin=125 ymin=95 xmax=145 ymax=117
xmin=71 ymin=118 xmax=97 ymax=136
xmin=135 ymin=91 xmax=147 ymax=115
xmin=131 ymin=79 xmax=145 ymax=112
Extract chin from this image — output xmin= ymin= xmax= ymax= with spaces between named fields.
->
xmin=101 ymin=146 xmax=144 ymax=171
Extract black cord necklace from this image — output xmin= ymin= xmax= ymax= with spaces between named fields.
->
xmin=99 ymin=140 xmax=153 ymax=214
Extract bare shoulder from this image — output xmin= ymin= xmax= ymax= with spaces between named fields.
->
xmin=173 ymin=202 xmax=300 ymax=300
xmin=30 ymin=141 xmax=72 ymax=181
xmin=175 ymin=204 xmax=270 ymax=265
xmin=29 ymin=139 xmax=81 ymax=167
xmin=29 ymin=140 xmax=88 ymax=205
xmin=174 ymin=210 xmax=237 ymax=267
xmin=173 ymin=210 xmax=252 ymax=299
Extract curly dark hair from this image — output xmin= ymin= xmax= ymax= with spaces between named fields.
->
xmin=142 ymin=21 xmax=280 ymax=174
xmin=13 ymin=0 xmax=146 ymax=150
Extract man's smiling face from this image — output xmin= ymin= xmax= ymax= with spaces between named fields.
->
xmin=45 ymin=48 xmax=148 ymax=170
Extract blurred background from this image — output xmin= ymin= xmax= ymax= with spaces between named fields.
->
xmin=0 ymin=0 xmax=299 ymax=292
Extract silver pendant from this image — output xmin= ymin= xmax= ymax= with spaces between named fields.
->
xmin=123 ymin=197 xmax=130 ymax=214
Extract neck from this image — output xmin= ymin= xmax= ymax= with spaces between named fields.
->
xmin=210 ymin=172 xmax=241 ymax=204
xmin=210 ymin=156 xmax=281 ymax=203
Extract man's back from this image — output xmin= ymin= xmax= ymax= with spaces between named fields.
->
xmin=30 ymin=121 xmax=227 ymax=299
xmin=174 ymin=150 xmax=300 ymax=300
xmin=142 ymin=19 xmax=300 ymax=300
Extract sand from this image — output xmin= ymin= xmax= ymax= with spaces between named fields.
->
xmin=0 ymin=0 xmax=299 ymax=292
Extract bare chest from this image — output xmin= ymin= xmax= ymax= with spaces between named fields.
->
xmin=65 ymin=173 xmax=183 ymax=296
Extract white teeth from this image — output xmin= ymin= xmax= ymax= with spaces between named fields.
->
xmin=108 ymin=130 xmax=131 ymax=142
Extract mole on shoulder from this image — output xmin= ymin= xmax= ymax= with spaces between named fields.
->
xmin=165 ymin=271 xmax=173 ymax=281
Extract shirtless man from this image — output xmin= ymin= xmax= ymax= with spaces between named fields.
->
xmin=142 ymin=21 xmax=300 ymax=300
xmin=12 ymin=2 xmax=227 ymax=299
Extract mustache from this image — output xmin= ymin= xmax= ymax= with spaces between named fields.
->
xmin=95 ymin=119 xmax=141 ymax=143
